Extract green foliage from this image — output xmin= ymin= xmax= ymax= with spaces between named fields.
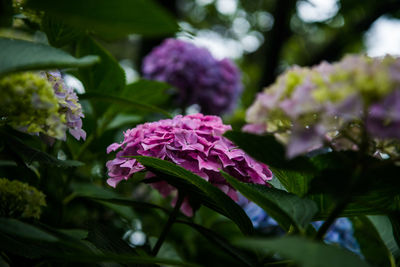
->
xmin=0 ymin=38 xmax=99 ymax=77
xmin=222 ymin=171 xmax=317 ymax=232
xmin=26 ymin=0 xmax=178 ymax=38
xmin=234 ymin=236 xmax=370 ymax=267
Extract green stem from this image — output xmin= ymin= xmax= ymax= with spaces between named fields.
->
xmin=151 ymin=192 xmax=184 ymax=256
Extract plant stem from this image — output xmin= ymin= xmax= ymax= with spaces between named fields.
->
xmin=151 ymin=192 xmax=184 ymax=256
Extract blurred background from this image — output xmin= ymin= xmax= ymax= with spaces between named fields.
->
xmin=96 ymin=0 xmax=400 ymax=110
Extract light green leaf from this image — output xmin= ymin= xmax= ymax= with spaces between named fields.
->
xmin=0 ymin=38 xmax=99 ymax=77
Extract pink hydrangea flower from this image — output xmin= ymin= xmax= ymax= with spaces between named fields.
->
xmin=106 ymin=113 xmax=272 ymax=216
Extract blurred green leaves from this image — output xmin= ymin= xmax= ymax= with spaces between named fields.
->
xmin=26 ymin=0 xmax=178 ymax=38
xmin=0 ymin=38 xmax=99 ymax=78
xmin=235 ymin=236 xmax=370 ymax=267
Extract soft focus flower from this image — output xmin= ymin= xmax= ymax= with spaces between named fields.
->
xmin=0 ymin=72 xmax=66 ymax=139
xmin=245 ymin=55 xmax=400 ymax=158
xmin=0 ymin=71 xmax=86 ymax=142
xmin=44 ymin=71 xmax=86 ymax=141
xmin=0 ymin=177 xmax=46 ymax=219
xmin=106 ymin=113 xmax=272 ymax=216
xmin=142 ymin=39 xmax=242 ymax=115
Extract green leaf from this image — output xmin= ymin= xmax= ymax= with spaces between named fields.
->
xmin=41 ymin=13 xmax=83 ymax=47
xmin=1 ymin=130 xmax=84 ymax=167
xmin=0 ymin=218 xmax=58 ymax=242
xmin=270 ymin=167 xmax=313 ymax=197
xmin=351 ymin=216 xmax=395 ymax=266
xmin=0 ymin=38 xmax=99 ymax=77
xmin=368 ymin=216 xmax=400 ymax=260
xmin=222 ymin=171 xmax=317 ymax=232
xmin=122 ymin=79 xmax=172 ymax=105
xmin=80 ymin=92 xmax=172 ymax=118
xmin=134 ymin=156 xmax=254 ymax=235
xmin=234 ymin=236 xmax=370 ymax=267
xmin=176 ymin=220 xmax=254 ymax=267
xmin=26 ymin=0 xmax=178 ymax=38
xmin=76 ymin=36 xmax=125 ymax=95
xmin=310 ymin=194 xmax=386 ymax=220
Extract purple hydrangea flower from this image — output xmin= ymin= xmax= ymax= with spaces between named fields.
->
xmin=45 ymin=71 xmax=86 ymax=141
xmin=245 ymin=55 xmax=400 ymax=158
xmin=142 ymin=39 xmax=242 ymax=115
xmin=106 ymin=113 xmax=272 ymax=216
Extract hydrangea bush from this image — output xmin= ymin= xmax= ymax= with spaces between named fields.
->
xmin=1 ymin=2 xmax=399 ymax=266
xmin=142 ymin=38 xmax=243 ymax=115
xmin=0 ymin=71 xmax=86 ymax=142
xmin=245 ymin=55 xmax=400 ymax=158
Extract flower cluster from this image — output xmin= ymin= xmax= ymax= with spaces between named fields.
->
xmin=0 ymin=71 xmax=85 ymax=142
xmin=106 ymin=113 xmax=272 ymax=216
xmin=0 ymin=178 xmax=46 ymax=219
xmin=142 ymin=38 xmax=242 ymax=115
xmin=44 ymin=71 xmax=86 ymax=141
xmin=245 ymin=55 xmax=400 ymax=158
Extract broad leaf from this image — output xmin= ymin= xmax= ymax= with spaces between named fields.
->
xmin=26 ymin=0 xmax=178 ymax=38
xmin=351 ymin=216 xmax=394 ymax=266
xmin=368 ymin=216 xmax=400 ymax=260
xmin=234 ymin=236 xmax=370 ymax=267
xmin=76 ymin=36 xmax=125 ymax=95
xmin=80 ymin=92 xmax=172 ymax=118
xmin=0 ymin=218 xmax=58 ymax=242
xmin=222 ymin=171 xmax=317 ymax=232
xmin=1 ymin=130 xmax=84 ymax=167
xmin=134 ymin=156 xmax=254 ymax=235
xmin=0 ymin=38 xmax=98 ymax=77
xmin=122 ymin=79 xmax=172 ymax=106
xmin=176 ymin=220 xmax=254 ymax=267
xmin=41 ymin=13 xmax=83 ymax=47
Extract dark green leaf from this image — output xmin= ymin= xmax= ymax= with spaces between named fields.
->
xmin=310 ymin=194 xmax=386 ymax=220
xmin=134 ymin=156 xmax=254 ymax=235
xmin=223 ymin=131 xmax=314 ymax=171
xmin=0 ymin=38 xmax=99 ymax=77
xmin=80 ymin=92 xmax=172 ymax=118
xmin=368 ymin=216 xmax=400 ymax=260
xmin=76 ymin=36 xmax=125 ymax=95
xmin=26 ymin=0 xmax=178 ymax=38
xmin=0 ymin=0 xmax=13 ymax=27
xmin=222 ymin=171 xmax=317 ymax=232
xmin=176 ymin=220 xmax=254 ymax=267
xmin=234 ymin=236 xmax=370 ymax=267
xmin=41 ymin=13 xmax=83 ymax=47
xmin=351 ymin=216 xmax=394 ymax=266
xmin=270 ymin=167 xmax=313 ymax=197
xmin=122 ymin=79 xmax=172 ymax=105
xmin=2 ymin=130 xmax=84 ymax=167
xmin=0 ymin=218 xmax=58 ymax=242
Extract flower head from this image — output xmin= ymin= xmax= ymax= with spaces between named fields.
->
xmin=106 ymin=113 xmax=272 ymax=216
xmin=0 ymin=178 xmax=46 ymax=219
xmin=0 ymin=71 xmax=86 ymax=142
xmin=142 ymin=39 xmax=242 ymax=115
xmin=245 ymin=55 xmax=400 ymax=158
